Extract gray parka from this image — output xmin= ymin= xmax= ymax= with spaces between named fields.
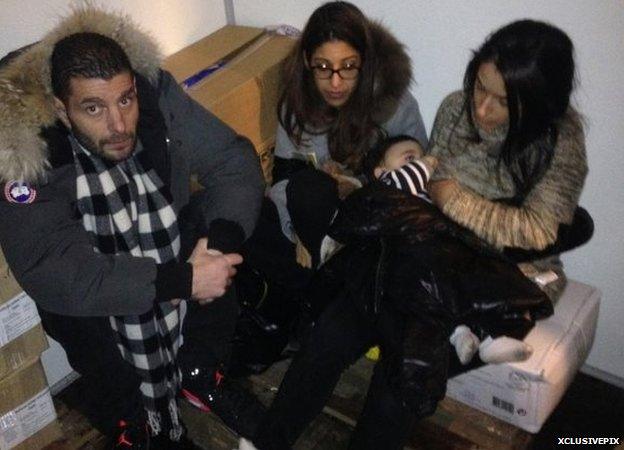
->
xmin=0 ymin=8 xmax=264 ymax=317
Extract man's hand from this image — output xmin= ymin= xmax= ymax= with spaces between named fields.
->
xmin=428 ymin=178 xmax=460 ymax=209
xmin=188 ymin=238 xmax=243 ymax=304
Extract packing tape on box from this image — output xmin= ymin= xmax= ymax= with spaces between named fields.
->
xmin=182 ymin=61 xmax=226 ymax=90
xmin=181 ymin=31 xmax=270 ymax=91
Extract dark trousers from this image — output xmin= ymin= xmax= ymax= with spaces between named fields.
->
xmin=286 ymin=168 xmax=340 ymax=267
xmin=241 ymin=198 xmax=311 ymax=291
xmin=253 ymin=292 xmax=416 ymax=450
xmin=39 ymin=290 xmax=239 ymax=436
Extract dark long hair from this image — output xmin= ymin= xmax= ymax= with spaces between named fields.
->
xmin=277 ymin=1 xmax=380 ymax=171
xmin=463 ymin=19 xmax=575 ymax=201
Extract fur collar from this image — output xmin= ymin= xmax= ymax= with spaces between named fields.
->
xmin=369 ymin=21 xmax=412 ymax=122
xmin=0 ymin=6 xmax=162 ymax=184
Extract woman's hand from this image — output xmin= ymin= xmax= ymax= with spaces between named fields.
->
xmin=428 ymin=178 xmax=460 ymax=209
xmin=334 ymin=175 xmax=361 ymax=199
xmin=321 ymin=161 xmax=361 ymax=199
xmin=294 ymin=234 xmax=312 ymax=268
xmin=321 ymin=160 xmax=344 ymax=177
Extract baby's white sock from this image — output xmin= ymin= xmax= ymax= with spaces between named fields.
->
xmin=478 ymin=336 xmax=533 ymax=364
xmin=236 ymin=438 xmax=259 ymax=450
xmin=449 ymin=325 xmax=480 ymax=365
xmin=319 ymin=235 xmax=343 ymax=266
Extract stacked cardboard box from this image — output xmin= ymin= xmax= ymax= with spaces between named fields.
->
xmin=0 ymin=250 xmax=62 ymax=449
xmin=162 ymin=25 xmax=296 ymax=184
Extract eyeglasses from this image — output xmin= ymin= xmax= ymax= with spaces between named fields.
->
xmin=310 ymin=65 xmax=360 ymax=80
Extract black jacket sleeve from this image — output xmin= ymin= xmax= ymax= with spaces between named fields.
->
xmin=157 ymin=70 xmax=265 ymax=241
xmin=0 ymin=173 xmax=163 ymax=317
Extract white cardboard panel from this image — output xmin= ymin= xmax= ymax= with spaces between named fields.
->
xmin=447 ymin=280 xmax=601 ymax=433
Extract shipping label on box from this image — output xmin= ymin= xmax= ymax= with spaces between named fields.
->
xmin=0 ymin=325 xmax=48 ymax=380
xmin=0 ymin=253 xmax=48 ymax=378
xmin=0 ymin=293 xmax=40 ymax=347
xmin=447 ymin=367 xmax=543 ymax=432
xmin=0 ymin=360 xmax=57 ymax=449
xmin=0 ymin=388 xmax=56 ymax=449
xmin=12 ymin=420 xmax=62 ymax=450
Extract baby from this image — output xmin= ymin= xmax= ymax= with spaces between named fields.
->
xmin=372 ymin=135 xmax=437 ymax=202
xmin=369 ymin=135 xmax=534 ymax=365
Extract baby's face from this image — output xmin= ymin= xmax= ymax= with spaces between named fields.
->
xmin=375 ymin=140 xmax=424 ymax=177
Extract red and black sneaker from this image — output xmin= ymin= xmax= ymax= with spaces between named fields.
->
xmin=112 ymin=419 xmax=202 ymax=449
xmin=112 ymin=420 xmax=149 ymax=449
xmin=180 ymin=368 xmax=266 ymax=439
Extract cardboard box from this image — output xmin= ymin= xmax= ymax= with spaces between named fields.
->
xmin=446 ymin=280 xmax=601 ymax=433
xmin=11 ymin=420 xmax=62 ymax=450
xmin=0 ymin=359 xmax=62 ymax=449
xmin=0 ymin=254 xmax=48 ymax=380
xmin=411 ymin=396 xmax=533 ymax=450
xmin=162 ymin=25 xmax=296 ymax=183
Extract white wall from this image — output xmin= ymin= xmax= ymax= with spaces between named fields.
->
xmin=0 ymin=0 xmax=227 ymax=57
xmin=1 ymin=0 xmax=622 ymax=385
xmin=0 ymin=0 xmax=229 ymax=388
xmin=234 ymin=0 xmax=624 ymax=383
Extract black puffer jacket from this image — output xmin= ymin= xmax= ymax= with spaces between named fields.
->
xmin=328 ymin=183 xmax=552 ymax=328
xmin=309 ymin=182 xmax=553 ymax=414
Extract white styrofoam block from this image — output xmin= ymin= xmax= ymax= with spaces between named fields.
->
xmin=510 ymin=281 xmax=600 ymax=381
xmin=40 ymin=337 xmax=75 ymax=393
xmin=446 ymin=280 xmax=601 ymax=433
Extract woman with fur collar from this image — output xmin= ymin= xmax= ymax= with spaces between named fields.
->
xmin=239 ymin=3 xmax=428 ymax=449
xmin=265 ymin=0 xmax=427 ymax=269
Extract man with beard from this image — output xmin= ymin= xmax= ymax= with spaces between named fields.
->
xmin=0 ymin=8 xmax=265 ymax=449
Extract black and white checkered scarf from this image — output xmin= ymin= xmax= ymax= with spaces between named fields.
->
xmin=72 ymin=138 xmax=184 ymax=439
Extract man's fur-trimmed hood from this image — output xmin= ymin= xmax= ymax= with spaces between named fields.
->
xmin=368 ymin=21 xmax=413 ymax=122
xmin=0 ymin=6 xmax=162 ymax=184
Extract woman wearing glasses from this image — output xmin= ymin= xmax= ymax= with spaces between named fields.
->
xmin=267 ymin=0 xmax=427 ymax=269
xmin=239 ymin=4 xmax=427 ymax=449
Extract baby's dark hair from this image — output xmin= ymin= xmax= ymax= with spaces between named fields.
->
xmin=363 ymin=134 xmax=421 ymax=180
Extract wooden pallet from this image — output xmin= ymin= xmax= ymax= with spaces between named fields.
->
xmin=246 ymin=357 xmax=533 ymax=450
xmin=48 ymin=356 xmax=533 ymax=449
xmin=44 ymin=398 xmax=107 ymax=449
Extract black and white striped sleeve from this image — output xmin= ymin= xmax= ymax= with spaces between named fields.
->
xmin=379 ymin=160 xmax=432 ymax=200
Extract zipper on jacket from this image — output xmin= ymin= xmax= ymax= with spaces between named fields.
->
xmin=373 ymin=239 xmax=388 ymax=315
